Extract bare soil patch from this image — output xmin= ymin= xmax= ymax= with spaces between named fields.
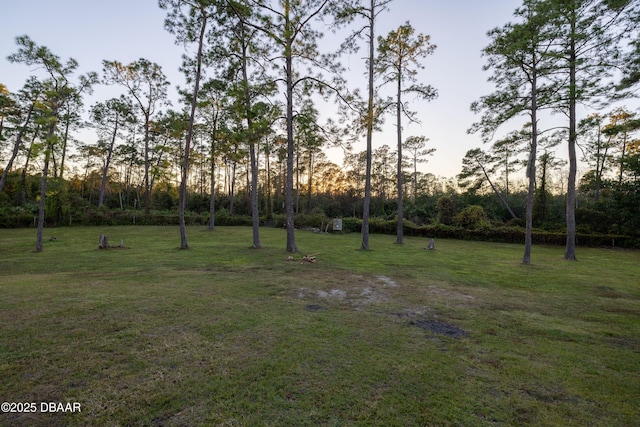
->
xmin=297 ymin=274 xmax=399 ymax=309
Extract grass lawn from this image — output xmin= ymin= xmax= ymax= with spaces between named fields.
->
xmin=0 ymin=226 xmax=639 ymax=426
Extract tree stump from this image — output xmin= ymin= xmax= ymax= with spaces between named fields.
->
xmin=99 ymin=234 xmax=109 ymax=249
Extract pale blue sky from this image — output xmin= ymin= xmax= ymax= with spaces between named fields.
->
xmin=1 ymin=0 xmax=524 ymax=178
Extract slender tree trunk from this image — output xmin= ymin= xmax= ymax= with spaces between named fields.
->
xmin=283 ymin=0 xmax=298 ymax=253
xmin=99 ymin=118 xmax=119 ymax=207
xmin=478 ymin=157 xmax=518 ymax=219
xmin=396 ymin=68 xmax=404 ymax=244
xmin=249 ymin=139 xmax=260 ymax=247
xmin=36 ymin=116 xmax=58 ymax=253
xmin=412 ymin=155 xmax=417 ymax=203
xmin=539 ymin=154 xmax=549 ymax=224
xmin=306 ymin=152 xmax=313 ymax=213
xmin=276 ymin=160 xmax=283 ymax=214
xmin=51 ymin=149 xmax=58 ymax=178
xmin=126 ymin=152 xmax=134 ymax=208
xmin=594 ymin=129 xmax=604 ymax=203
xmin=179 ymin=12 xmax=207 ymax=249
xmin=36 ymin=148 xmax=51 ymax=252
xmin=209 ymin=156 xmax=216 ymax=231
xmin=361 ymin=0 xmax=375 ymax=251
xmin=230 ymin=158 xmax=236 ymax=215
xmin=295 ymin=142 xmax=300 ymax=214
xmin=618 ymin=132 xmax=627 ymax=185
xmin=523 ymin=68 xmax=538 ymax=265
xmin=245 ymin=160 xmax=250 ymax=198
xmin=59 ymin=110 xmax=71 ymax=179
xmin=224 ymin=159 xmax=229 ymax=197
xmin=565 ymin=26 xmax=577 ymax=261
xmin=237 ymin=20 xmax=261 ymax=248
xmin=143 ymin=113 xmax=151 ymax=214
xmin=149 ymin=150 xmax=164 ymax=204
xmin=285 ymin=54 xmax=297 ymax=251
xmin=266 ymin=145 xmax=272 ymax=219
xmin=208 ymin=115 xmax=218 ymax=231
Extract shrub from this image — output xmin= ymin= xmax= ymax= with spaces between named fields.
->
xmin=295 ymin=207 xmax=329 ymax=229
xmin=0 ymin=206 xmax=36 ymax=228
xmin=340 ymin=217 xmax=361 ymax=233
xmin=436 ymin=196 xmax=457 ymax=225
xmin=455 ymin=205 xmax=490 ymax=230
xmin=576 ymin=207 xmax=610 ymax=234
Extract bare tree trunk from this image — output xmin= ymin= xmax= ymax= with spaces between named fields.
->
xmin=396 ymin=67 xmax=404 ymax=245
xmin=229 ymin=158 xmax=236 ymax=215
xmin=477 ymin=156 xmax=518 ymax=219
xmin=208 ymin=117 xmax=218 ymax=231
xmin=209 ymin=154 xmax=216 ymax=230
xmin=179 ymin=12 xmax=207 ymax=250
xmin=143 ymin=116 xmax=151 ymax=214
xmin=235 ymin=18 xmax=261 ymax=248
xmin=412 ymin=155 xmax=417 ymax=203
xmin=618 ymin=131 xmax=627 ymax=186
xmin=361 ymin=0 xmax=375 ymax=251
xmin=523 ymin=68 xmax=538 ymax=265
xmin=564 ymin=25 xmax=577 ymax=261
xmin=59 ymin=109 xmax=71 ymax=179
xmin=51 ymin=149 xmax=58 ymax=179
xmin=99 ymin=118 xmax=119 ymax=207
xmin=285 ymin=26 xmax=297 ymax=252
xmin=307 ymin=152 xmax=314 ymax=213
xmin=295 ymin=142 xmax=300 ymax=214
xmin=36 ymin=118 xmax=57 ymax=253
xmin=249 ymin=140 xmax=261 ymax=247
xmin=35 ymin=149 xmax=50 ymax=252
xmin=266 ymin=143 xmax=272 ymax=219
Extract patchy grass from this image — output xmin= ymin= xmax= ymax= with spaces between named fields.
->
xmin=0 ymin=226 xmax=639 ymax=426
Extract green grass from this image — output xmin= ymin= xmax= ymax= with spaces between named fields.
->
xmin=1 ymin=226 xmax=639 ymax=426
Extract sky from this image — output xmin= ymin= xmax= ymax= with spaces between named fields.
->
xmin=1 ymin=0 xmax=526 ymax=179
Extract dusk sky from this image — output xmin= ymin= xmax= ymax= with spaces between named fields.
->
xmin=2 ymin=0 xmax=533 ymax=179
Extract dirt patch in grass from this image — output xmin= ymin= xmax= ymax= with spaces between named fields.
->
xmin=388 ymin=307 xmax=468 ymax=338
xmin=408 ymin=319 xmax=468 ymax=338
xmin=297 ymin=274 xmax=398 ymax=309
xmin=426 ymin=285 xmax=475 ymax=306
xmin=388 ymin=306 xmax=435 ymax=318
xmin=297 ymin=273 xmax=470 ymax=339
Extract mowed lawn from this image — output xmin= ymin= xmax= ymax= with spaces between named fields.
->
xmin=0 ymin=226 xmax=639 ymax=426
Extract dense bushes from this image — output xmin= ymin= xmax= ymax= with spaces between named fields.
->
xmin=0 ymin=206 xmax=36 ymax=228
xmin=1 ymin=205 xmax=636 ymax=248
xmin=291 ymin=216 xmax=638 ymax=249
xmin=455 ymin=205 xmax=490 ymax=230
xmin=1 ymin=168 xmax=638 ymax=248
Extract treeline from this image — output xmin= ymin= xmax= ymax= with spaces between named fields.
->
xmin=1 ymin=161 xmax=638 ymax=248
xmin=1 ymin=0 xmax=640 ymax=255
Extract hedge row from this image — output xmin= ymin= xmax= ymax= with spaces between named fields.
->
xmin=0 ymin=208 xmax=253 ymax=228
xmin=332 ymin=217 xmax=638 ymax=249
xmin=1 ymin=209 xmax=637 ymax=248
